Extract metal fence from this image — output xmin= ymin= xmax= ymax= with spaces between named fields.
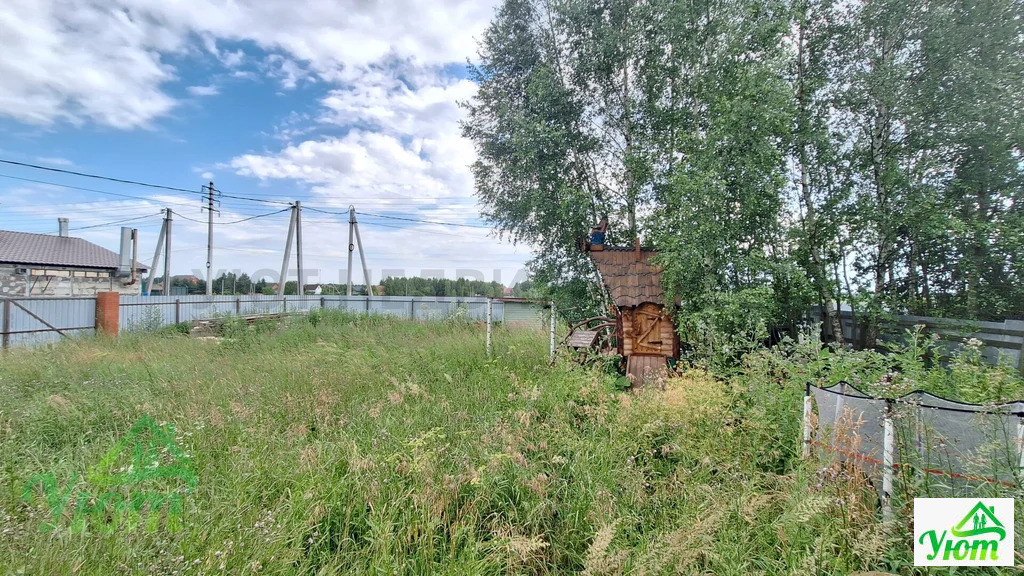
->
xmin=0 ymin=297 xmax=96 ymax=348
xmin=0 ymin=295 xmax=557 ymax=349
xmin=118 ymin=295 xmax=506 ymax=331
xmin=810 ymin=309 xmax=1024 ymax=373
xmin=803 ymin=382 xmax=1023 ymax=519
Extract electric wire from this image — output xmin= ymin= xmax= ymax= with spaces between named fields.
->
xmin=0 ymin=173 xmax=200 ymax=209
xmin=69 ymin=212 xmax=165 ymax=231
xmin=173 ymin=208 xmax=291 ymax=225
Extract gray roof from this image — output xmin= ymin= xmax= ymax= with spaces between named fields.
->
xmin=0 ymin=230 xmax=147 ymax=271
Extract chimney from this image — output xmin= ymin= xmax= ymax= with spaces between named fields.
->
xmin=58 ymin=218 xmax=69 ymax=237
xmin=117 ymin=227 xmax=133 ymax=277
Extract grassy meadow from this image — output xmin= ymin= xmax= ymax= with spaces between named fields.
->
xmin=0 ymin=311 xmax=978 ymax=574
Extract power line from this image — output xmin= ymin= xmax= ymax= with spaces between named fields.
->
xmin=0 ymin=173 xmax=200 ymax=209
xmin=304 ymin=206 xmax=491 ymax=229
xmin=356 ymin=220 xmax=478 ymax=238
xmin=69 ymin=213 xmax=164 ymax=231
xmin=174 ymin=208 xmax=291 ymax=225
xmin=216 ymin=191 xmax=292 ymax=206
xmin=0 ymin=159 xmax=202 ymax=195
xmin=0 ymin=159 xmax=291 ymax=208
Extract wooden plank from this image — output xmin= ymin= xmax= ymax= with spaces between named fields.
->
xmin=627 ymin=355 xmax=667 ymax=387
xmin=891 ymin=320 xmax=1022 ymax=338
xmin=568 ymin=330 xmax=599 ymax=349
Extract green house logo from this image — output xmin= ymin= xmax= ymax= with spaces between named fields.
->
xmin=23 ymin=415 xmax=196 ymax=534
xmin=87 ymin=414 xmax=198 ymax=491
xmin=915 ymin=498 xmax=1014 ymax=567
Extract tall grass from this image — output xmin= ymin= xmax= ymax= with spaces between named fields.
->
xmin=0 ymin=311 xmax=953 ymax=574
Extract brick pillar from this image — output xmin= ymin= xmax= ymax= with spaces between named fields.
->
xmin=95 ymin=291 xmax=120 ymax=336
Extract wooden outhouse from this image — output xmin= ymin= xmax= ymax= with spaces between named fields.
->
xmin=588 ymin=243 xmax=679 ymax=385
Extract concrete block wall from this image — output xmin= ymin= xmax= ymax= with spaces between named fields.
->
xmin=0 ymin=265 xmax=141 ymax=296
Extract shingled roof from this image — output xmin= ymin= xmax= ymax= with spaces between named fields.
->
xmin=0 ymin=230 xmax=146 ymax=271
xmin=589 ymin=246 xmax=665 ymax=308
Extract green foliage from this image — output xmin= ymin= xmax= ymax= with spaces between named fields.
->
xmin=130 ymin=307 xmax=165 ymax=333
xmin=949 ymin=339 xmax=1024 ymax=404
xmin=0 ymin=316 xmax=915 ymax=574
xmin=673 ymin=260 xmax=815 ymax=369
xmin=679 ymin=287 xmax=778 ymax=371
xmin=158 ymin=322 xmax=193 ymax=337
xmin=380 ymin=276 xmax=504 ymax=298
xmin=306 ymin=308 xmax=322 ymax=328
xmin=465 ymin=0 xmax=1024 ymax=328
xmin=737 ymin=323 xmax=1024 ymax=404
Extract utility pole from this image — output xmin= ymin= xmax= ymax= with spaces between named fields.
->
xmin=164 ymin=208 xmax=172 ymax=296
xmin=295 ymin=200 xmax=303 ymax=296
xmin=204 ymin=181 xmax=215 ymax=296
xmin=146 ymin=212 xmax=167 ymax=296
xmin=346 ymin=206 xmax=355 ymax=296
xmin=278 ymin=203 xmax=297 ymax=296
xmin=352 ymin=212 xmax=373 ymax=297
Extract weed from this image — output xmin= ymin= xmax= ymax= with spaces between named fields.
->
xmin=0 ymin=311 xmax=993 ymax=574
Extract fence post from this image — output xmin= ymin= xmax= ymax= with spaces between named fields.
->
xmin=2 ymin=299 xmax=10 ymax=349
xmin=95 ymin=292 xmax=120 ymax=337
xmin=1009 ymin=319 xmax=1024 ymax=375
xmin=882 ymin=400 xmax=895 ymax=522
xmin=409 ymin=298 xmax=415 ymax=321
xmin=283 ymin=297 xmax=287 ymax=314
xmin=320 ymin=296 xmax=326 ymax=309
xmin=236 ymin=297 xmax=241 ymax=314
xmin=915 ymin=404 xmax=925 ymax=484
xmin=486 ymin=298 xmax=493 ymax=359
xmin=549 ymin=301 xmax=556 ymax=363
xmin=174 ymin=299 xmax=181 ymax=324
xmin=1016 ymin=414 xmax=1024 ymax=474
xmin=802 ymin=382 xmax=812 ymax=458
xmin=833 ymin=381 xmax=847 ymax=444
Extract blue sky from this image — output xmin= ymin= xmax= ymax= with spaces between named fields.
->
xmin=0 ymin=0 xmax=531 ymax=287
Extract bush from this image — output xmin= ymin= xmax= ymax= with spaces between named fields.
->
xmin=678 ymin=287 xmax=777 ymax=371
xmin=158 ymin=322 xmax=192 ymax=336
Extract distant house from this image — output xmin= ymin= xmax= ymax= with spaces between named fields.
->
xmin=0 ymin=220 xmax=147 ymax=297
xmin=148 ymin=275 xmax=200 ymax=296
xmin=172 ymin=275 xmax=202 ymax=285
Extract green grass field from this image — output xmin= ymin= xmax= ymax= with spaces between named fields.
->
xmin=0 ymin=312 xmax=924 ymax=574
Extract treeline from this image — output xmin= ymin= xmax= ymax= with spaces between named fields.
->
xmin=154 ymin=274 xmax=371 ymax=296
xmin=464 ymin=0 xmax=1023 ymax=345
xmin=380 ymin=277 xmax=505 ymax=297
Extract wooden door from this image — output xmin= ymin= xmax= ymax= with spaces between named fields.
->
xmin=631 ymin=303 xmax=664 ymax=354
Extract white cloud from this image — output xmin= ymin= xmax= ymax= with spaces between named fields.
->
xmin=0 ymin=0 xmax=529 ymax=277
xmin=220 ymin=50 xmax=245 ymax=68
xmin=0 ymin=0 xmax=497 ymax=128
xmin=0 ymin=2 xmax=178 ymax=128
xmin=34 ymin=156 xmax=75 ymax=166
xmin=231 ymin=65 xmax=480 ymax=220
xmin=186 ymin=85 xmax=219 ymax=97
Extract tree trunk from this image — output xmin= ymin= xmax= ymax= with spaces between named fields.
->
xmin=795 ymin=14 xmax=843 ymax=345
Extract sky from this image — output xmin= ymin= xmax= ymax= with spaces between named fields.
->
xmin=0 ymin=0 xmax=533 ymax=289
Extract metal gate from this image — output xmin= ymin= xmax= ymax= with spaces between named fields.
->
xmin=0 ymin=297 xmax=96 ymax=349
